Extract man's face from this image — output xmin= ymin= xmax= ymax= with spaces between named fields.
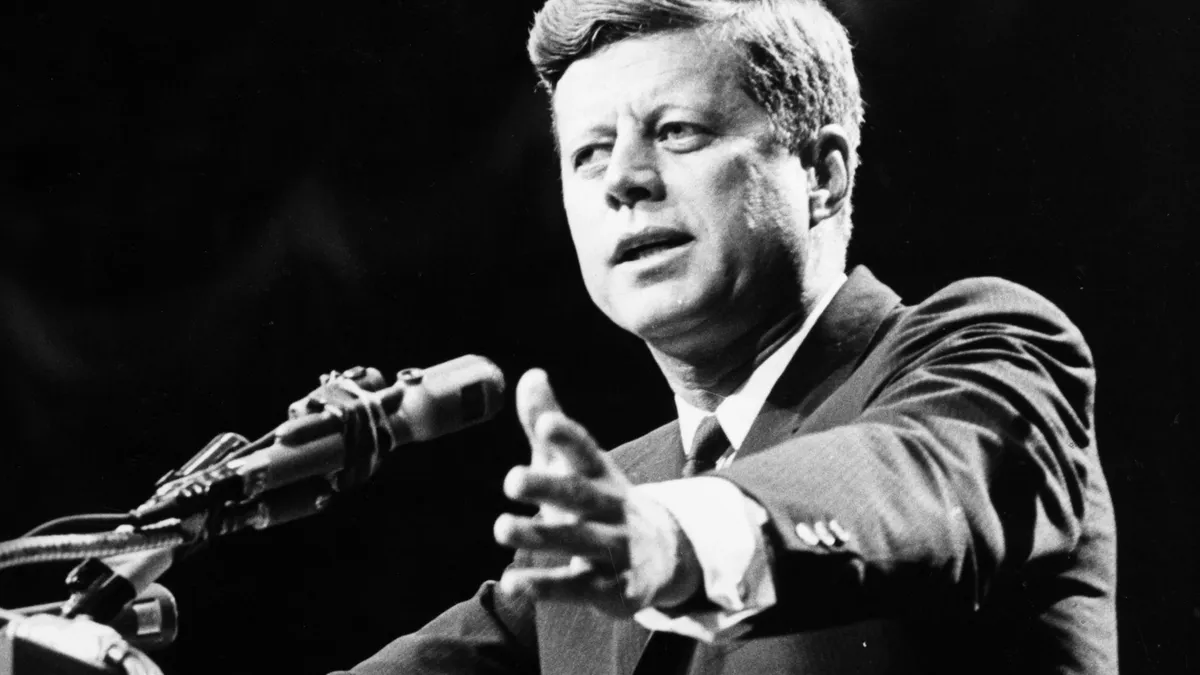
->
xmin=553 ymin=30 xmax=813 ymax=350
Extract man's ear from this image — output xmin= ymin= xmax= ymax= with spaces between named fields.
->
xmin=805 ymin=125 xmax=851 ymax=225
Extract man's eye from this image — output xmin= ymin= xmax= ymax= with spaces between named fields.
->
xmin=656 ymin=122 xmax=708 ymax=149
xmin=572 ymin=145 xmax=611 ymax=171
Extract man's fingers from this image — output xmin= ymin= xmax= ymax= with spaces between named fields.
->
xmin=494 ymin=514 xmax=629 ymax=566
xmin=533 ymin=412 xmax=608 ymax=478
xmin=498 ymin=558 xmax=626 ymax=605
xmin=516 ymin=368 xmax=561 ymax=443
xmin=516 ymin=369 xmax=612 ymax=480
xmin=503 ymin=467 xmax=623 ymax=520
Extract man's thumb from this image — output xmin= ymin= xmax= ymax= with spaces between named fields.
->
xmin=516 ymin=368 xmax=562 ymax=442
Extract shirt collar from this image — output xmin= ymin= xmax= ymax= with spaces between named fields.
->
xmin=675 ymin=273 xmax=848 ymax=454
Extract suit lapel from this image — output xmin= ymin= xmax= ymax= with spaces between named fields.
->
xmin=617 ymin=421 xmax=684 ymax=485
xmin=738 ymin=266 xmax=902 ymax=460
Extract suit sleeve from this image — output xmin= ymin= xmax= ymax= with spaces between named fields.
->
xmin=332 ymin=557 xmax=539 ymax=675
xmin=720 ymin=279 xmax=1101 ymax=634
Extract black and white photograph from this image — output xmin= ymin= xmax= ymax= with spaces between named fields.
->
xmin=1 ymin=1 xmax=1193 ymax=673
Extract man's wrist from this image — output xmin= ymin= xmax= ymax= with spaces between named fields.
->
xmin=649 ymin=507 xmax=704 ymax=609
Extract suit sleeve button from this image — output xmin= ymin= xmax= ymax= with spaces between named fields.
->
xmin=813 ymin=521 xmax=837 ymax=547
xmin=794 ymin=522 xmax=820 ymax=546
xmin=828 ymin=519 xmax=851 ymax=546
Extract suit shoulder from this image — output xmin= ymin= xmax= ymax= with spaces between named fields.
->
xmin=920 ymin=276 xmax=1071 ymax=322
xmin=904 ymin=277 xmax=1086 ymax=345
xmin=873 ymin=276 xmax=1094 ymax=377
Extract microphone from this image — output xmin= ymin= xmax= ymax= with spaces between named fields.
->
xmin=133 ymin=355 xmax=505 ymax=525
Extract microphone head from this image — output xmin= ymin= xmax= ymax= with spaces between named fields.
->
xmin=388 ymin=355 xmax=506 ymax=443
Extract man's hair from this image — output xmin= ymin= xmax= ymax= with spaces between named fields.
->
xmin=527 ymin=0 xmax=864 ymax=177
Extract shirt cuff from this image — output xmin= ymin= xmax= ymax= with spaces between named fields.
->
xmin=632 ymin=477 xmax=776 ymax=643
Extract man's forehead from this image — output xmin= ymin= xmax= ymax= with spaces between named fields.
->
xmin=552 ymin=31 xmax=744 ymax=136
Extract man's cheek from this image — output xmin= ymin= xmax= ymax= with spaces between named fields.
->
xmin=576 ymin=253 xmax=612 ymax=314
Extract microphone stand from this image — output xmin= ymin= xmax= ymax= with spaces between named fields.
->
xmin=0 ymin=358 xmax=500 ymax=673
xmin=0 ymin=525 xmax=186 ymax=675
xmin=0 ymin=384 xmax=352 ymax=674
xmin=0 ymin=433 xmax=239 ymax=675
xmin=0 ymin=606 xmax=164 ymax=675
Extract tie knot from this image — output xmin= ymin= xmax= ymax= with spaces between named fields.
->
xmin=685 ymin=416 xmax=730 ymax=477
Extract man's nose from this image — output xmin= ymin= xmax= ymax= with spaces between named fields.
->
xmin=603 ymin=138 xmax=664 ymax=209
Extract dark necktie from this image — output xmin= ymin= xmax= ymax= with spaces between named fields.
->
xmin=683 ymin=415 xmax=731 ymax=477
xmin=632 ymin=417 xmax=734 ymax=675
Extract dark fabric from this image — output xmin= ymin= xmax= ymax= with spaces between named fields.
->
xmin=630 ymin=630 xmax=696 ymax=675
xmin=635 ymin=417 xmax=730 ymax=673
xmin=682 ymin=416 xmax=730 ymax=477
xmin=638 ymin=415 xmax=729 ymax=667
xmin=336 ymin=266 xmax=1117 ymax=675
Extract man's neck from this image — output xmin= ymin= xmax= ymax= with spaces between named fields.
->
xmin=647 ymin=271 xmax=842 ymax=412
xmin=649 ymin=315 xmax=800 ymax=412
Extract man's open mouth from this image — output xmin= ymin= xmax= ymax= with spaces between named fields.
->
xmin=611 ymin=228 xmax=694 ymax=264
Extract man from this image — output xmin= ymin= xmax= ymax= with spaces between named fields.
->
xmin=340 ymin=0 xmax=1117 ymax=673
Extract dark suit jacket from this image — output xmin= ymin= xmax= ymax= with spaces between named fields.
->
xmin=340 ymin=267 xmax=1117 ymax=674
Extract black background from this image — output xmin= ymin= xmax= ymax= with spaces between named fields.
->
xmin=1 ymin=1 xmax=1194 ymax=673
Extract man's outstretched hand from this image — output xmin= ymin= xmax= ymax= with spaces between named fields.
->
xmin=494 ymin=369 xmax=701 ymax=617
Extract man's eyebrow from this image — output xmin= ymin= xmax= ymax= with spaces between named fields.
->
xmin=554 ymin=90 xmax=732 ymax=150
xmin=557 ymin=133 xmax=594 ymax=158
xmin=567 ymin=121 xmax=616 ymax=138
xmin=556 ymin=118 xmax=617 ymax=153
xmin=645 ymin=101 xmax=715 ymax=120
xmin=564 ymin=101 xmax=712 ymax=134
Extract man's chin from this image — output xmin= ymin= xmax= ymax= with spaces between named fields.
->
xmin=605 ymin=294 xmax=711 ymax=346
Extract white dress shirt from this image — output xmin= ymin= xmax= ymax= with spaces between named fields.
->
xmin=633 ymin=273 xmax=847 ymax=643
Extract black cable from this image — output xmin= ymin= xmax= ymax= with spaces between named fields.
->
xmin=21 ymin=431 xmax=275 ymax=540
xmin=21 ymin=513 xmax=134 ymax=538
